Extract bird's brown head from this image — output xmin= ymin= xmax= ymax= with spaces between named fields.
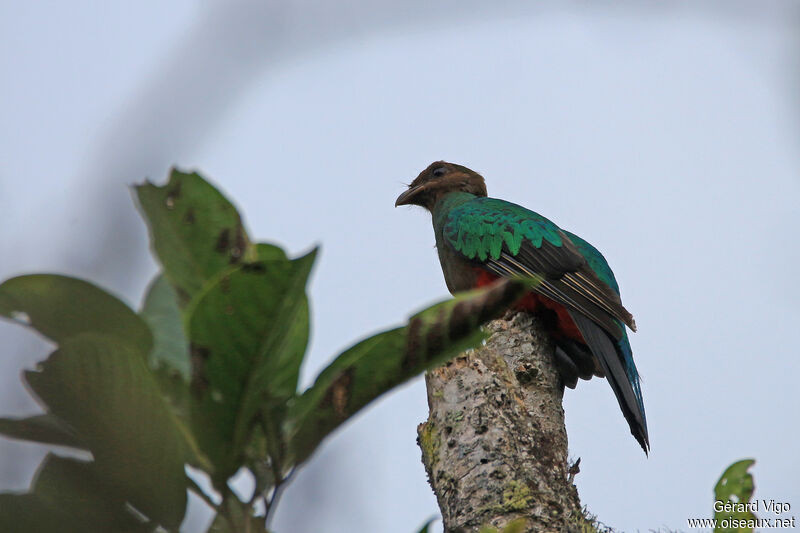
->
xmin=395 ymin=161 xmax=487 ymax=211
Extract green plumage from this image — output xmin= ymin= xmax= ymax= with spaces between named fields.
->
xmin=441 ymin=197 xmax=564 ymax=261
xmin=564 ymin=231 xmax=620 ymax=293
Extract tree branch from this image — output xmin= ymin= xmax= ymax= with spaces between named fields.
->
xmin=418 ymin=311 xmax=598 ymax=532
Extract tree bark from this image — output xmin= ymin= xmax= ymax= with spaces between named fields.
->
xmin=417 ymin=311 xmax=597 ymax=533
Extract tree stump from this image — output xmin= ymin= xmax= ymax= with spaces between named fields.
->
xmin=418 ymin=312 xmax=597 ymax=533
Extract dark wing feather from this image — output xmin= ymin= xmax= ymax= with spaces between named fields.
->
xmin=512 ymin=235 xmax=584 ymax=279
xmin=490 ymin=238 xmax=630 ymax=339
xmin=442 ymin=198 xmax=635 ymax=337
xmin=556 ymin=338 xmax=601 ymax=380
xmin=561 ymin=270 xmax=636 ymax=331
xmin=553 ymin=347 xmax=580 ymax=389
xmin=569 ymin=311 xmax=650 ymax=453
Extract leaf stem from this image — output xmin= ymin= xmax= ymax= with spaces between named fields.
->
xmin=264 ymin=467 xmax=295 ymax=529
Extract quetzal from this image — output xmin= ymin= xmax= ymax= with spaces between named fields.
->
xmin=395 ymin=161 xmax=649 ymax=453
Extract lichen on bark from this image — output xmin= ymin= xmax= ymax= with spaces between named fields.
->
xmin=417 ymin=311 xmax=600 ymax=533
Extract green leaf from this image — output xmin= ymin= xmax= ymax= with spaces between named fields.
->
xmin=135 ymin=169 xmax=254 ymax=304
xmin=242 ymin=422 xmax=276 ymax=497
xmin=141 ymin=273 xmax=190 ymax=380
xmin=0 ymin=493 xmax=71 ymax=533
xmin=287 ymin=278 xmax=529 ymax=465
xmin=0 ymin=274 xmax=151 ymax=354
xmin=32 ymin=455 xmax=150 ymax=531
xmin=139 ymin=274 xmax=204 ymax=465
xmin=150 ymin=363 xmax=211 ymax=472
xmin=152 ymin=361 xmax=192 ymax=418
xmin=415 ymin=518 xmax=437 ymax=533
xmin=255 ymin=242 xmax=288 ymax=261
xmin=24 ymin=333 xmax=189 ymax=529
xmin=0 ymin=414 xmax=83 ymax=449
xmin=187 ymin=249 xmax=316 ymax=481
xmin=0 ymin=454 xmax=152 ymax=533
xmin=714 ymin=459 xmax=756 ymax=533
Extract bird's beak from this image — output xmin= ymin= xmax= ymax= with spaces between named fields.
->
xmin=395 ymin=184 xmax=426 ymax=207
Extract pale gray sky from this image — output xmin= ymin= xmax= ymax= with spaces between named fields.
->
xmin=1 ymin=2 xmax=799 ymax=532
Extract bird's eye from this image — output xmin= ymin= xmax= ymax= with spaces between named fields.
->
xmin=432 ymin=166 xmax=448 ymax=177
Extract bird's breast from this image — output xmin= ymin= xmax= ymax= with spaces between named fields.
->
xmin=435 ymin=243 xmax=481 ymax=294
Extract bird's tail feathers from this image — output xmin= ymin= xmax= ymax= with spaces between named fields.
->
xmin=569 ymin=311 xmax=649 ymax=454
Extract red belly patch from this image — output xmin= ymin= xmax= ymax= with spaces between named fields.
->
xmin=472 ymin=267 xmax=584 ymax=343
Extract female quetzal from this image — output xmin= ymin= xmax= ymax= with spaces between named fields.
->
xmin=396 ymin=161 xmax=649 ymax=453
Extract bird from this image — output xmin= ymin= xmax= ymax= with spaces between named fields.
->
xmin=395 ymin=161 xmax=649 ymax=453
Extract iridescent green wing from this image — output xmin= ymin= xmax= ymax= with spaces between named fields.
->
xmin=442 ymin=197 xmax=583 ymax=277
xmin=443 ymin=197 xmax=633 ymax=337
xmin=563 ymin=231 xmax=619 ymax=292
